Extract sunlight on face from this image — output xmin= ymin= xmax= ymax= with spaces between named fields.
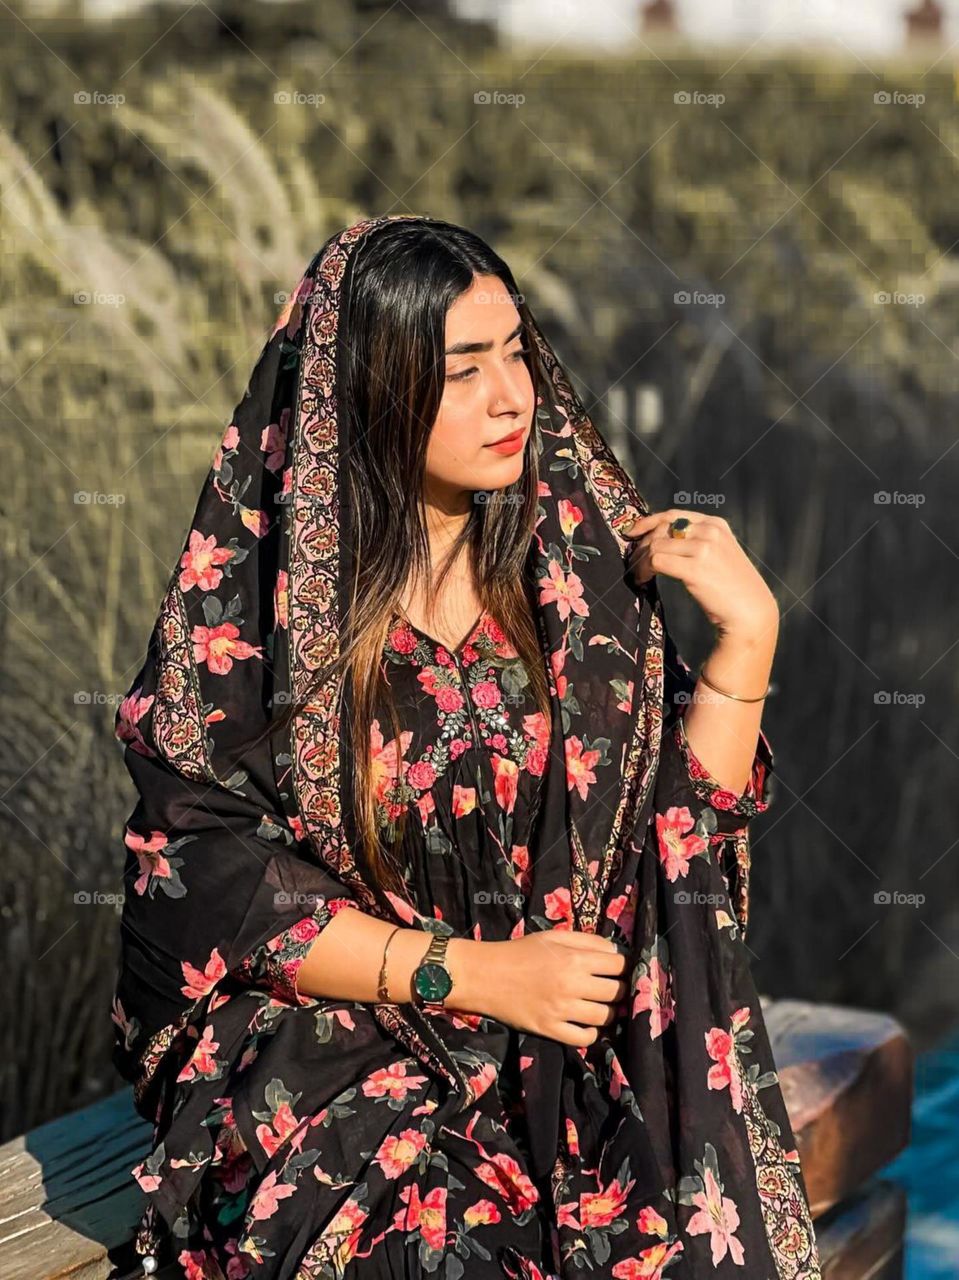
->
xmin=425 ymin=274 xmax=535 ymax=510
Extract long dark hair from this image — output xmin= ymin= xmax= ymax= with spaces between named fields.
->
xmin=290 ymin=219 xmax=551 ymax=896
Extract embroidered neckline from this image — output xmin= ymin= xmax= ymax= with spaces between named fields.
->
xmin=390 ymin=607 xmax=490 ymax=658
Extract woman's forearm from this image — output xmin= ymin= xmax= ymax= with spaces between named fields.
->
xmin=680 ymin=613 xmax=778 ymax=797
xmin=296 ymin=905 xmax=491 ymax=1011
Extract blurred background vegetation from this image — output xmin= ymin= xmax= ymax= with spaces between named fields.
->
xmin=1 ymin=0 xmax=957 ymax=1149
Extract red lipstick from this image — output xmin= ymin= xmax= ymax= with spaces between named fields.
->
xmin=485 ymin=428 xmax=526 ymax=456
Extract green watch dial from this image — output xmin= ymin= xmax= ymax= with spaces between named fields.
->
xmin=413 ymin=961 xmax=452 ymax=1003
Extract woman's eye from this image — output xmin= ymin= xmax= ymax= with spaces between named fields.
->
xmin=446 ymin=348 xmax=530 ymax=383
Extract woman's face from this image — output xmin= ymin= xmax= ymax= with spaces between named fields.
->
xmin=425 ymin=274 xmax=535 ymax=510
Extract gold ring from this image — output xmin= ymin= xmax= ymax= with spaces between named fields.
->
xmin=667 ymin=517 xmax=692 ymax=539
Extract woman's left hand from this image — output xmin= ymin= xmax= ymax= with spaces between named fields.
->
xmin=622 ymin=509 xmax=779 ymax=641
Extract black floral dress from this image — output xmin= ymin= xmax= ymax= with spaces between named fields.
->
xmin=130 ymin=605 xmax=800 ymax=1280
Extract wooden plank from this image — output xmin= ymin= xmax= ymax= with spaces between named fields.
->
xmin=0 ymin=1089 xmax=153 ymax=1280
xmin=762 ymin=997 xmax=914 ymax=1217
xmin=815 ymin=1178 xmax=906 ymax=1280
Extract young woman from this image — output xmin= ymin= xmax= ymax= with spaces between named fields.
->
xmin=111 ymin=214 xmax=821 ymax=1279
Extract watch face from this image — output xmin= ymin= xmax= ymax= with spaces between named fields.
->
xmin=414 ymin=961 xmax=452 ymax=1003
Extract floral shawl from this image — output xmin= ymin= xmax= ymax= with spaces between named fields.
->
xmin=111 ymin=214 xmax=820 ymax=1278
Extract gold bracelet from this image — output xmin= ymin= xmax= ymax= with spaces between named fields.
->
xmin=376 ymin=926 xmax=403 ymax=1003
xmin=698 ymin=664 xmax=771 ymax=703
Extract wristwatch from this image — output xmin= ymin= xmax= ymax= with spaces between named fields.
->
xmin=410 ymin=933 xmax=453 ymax=1011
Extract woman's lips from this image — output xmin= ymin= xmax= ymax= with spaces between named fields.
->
xmin=485 ymin=428 xmax=526 ymax=455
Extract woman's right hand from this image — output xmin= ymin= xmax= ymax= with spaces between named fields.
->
xmin=473 ymin=930 xmax=629 ymax=1046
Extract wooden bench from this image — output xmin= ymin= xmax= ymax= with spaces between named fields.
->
xmin=0 ymin=997 xmax=913 ymax=1279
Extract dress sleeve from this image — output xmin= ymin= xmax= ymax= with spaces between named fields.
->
xmin=654 ymin=613 xmax=776 ymax=939
xmin=228 ymin=897 xmax=357 ymax=1006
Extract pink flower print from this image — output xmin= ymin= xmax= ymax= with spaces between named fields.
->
xmin=192 ymin=622 xmax=262 ymax=675
xmin=434 ymin=684 xmax=465 ymax=714
xmin=124 ymin=827 xmax=170 ymax=896
xmin=473 ymin=1151 xmax=540 ymax=1215
xmin=453 ymin=785 xmax=477 ymax=817
xmin=543 ymin=886 xmax=573 ymax=929
xmin=362 ymin=1061 xmax=429 ymax=1102
xmin=636 ymin=1206 xmax=669 ymax=1238
xmin=632 ymin=956 xmax=675 ymax=1039
xmin=685 ymin=1160 xmax=745 ymax=1266
xmin=260 ymin=407 xmax=289 ymax=472
xmin=248 ymin=1168 xmax=298 ymax=1222
xmin=655 ymin=806 xmax=707 ymax=881
xmin=705 ymin=1026 xmax=743 ymax=1113
xmin=176 ymin=1024 xmax=220 ymax=1082
xmin=606 ymin=884 xmax=637 ymax=940
xmin=369 ymin=718 xmax=413 ymax=818
xmin=523 ymin=711 xmax=550 ymax=751
xmin=394 ymin=1184 xmax=447 ymax=1252
xmin=180 ymin=946 xmax=227 ymax=999
xmin=116 ymin=686 xmax=155 ymax=756
xmin=274 ymin=569 xmax=288 ymax=630
xmin=213 ymin=423 xmax=240 ymax=472
xmin=557 ymin=498 xmax=584 ymax=538
xmin=407 ymin=759 xmax=437 ymax=791
xmin=313 ymin=1199 xmax=368 ymax=1265
xmin=388 ymin=619 xmax=418 ymax=654
xmin=565 ymin=735 xmax=601 ymax=800
xmin=610 ymin=1240 xmax=685 ymax=1278
xmin=256 ymin=1099 xmax=300 ymax=1159
xmin=467 ymin=1060 xmax=498 ymax=1101
xmin=492 ymin=755 xmax=520 ymax=813
xmin=239 ymin=506 xmax=270 ymax=538
xmin=473 ymin=680 xmax=500 ymax=710
xmin=464 ymin=1199 xmax=502 ymax=1228
xmin=178 ymin=530 xmax=234 ymax=592
xmin=617 ymin=678 xmax=634 ymax=714
xmin=538 ymin=560 xmax=589 ymax=621
xmin=416 ymin=790 xmax=435 ymax=826
xmin=374 ymin=1127 xmax=429 ymax=1179
xmin=132 ymin=1162 xmax=162 ymax=1194
xmin=579 ymin=1176 xmax=631 ymax=1229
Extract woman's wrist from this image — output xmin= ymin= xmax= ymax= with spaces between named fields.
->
xmin=379 ymin=931 xmax=501 ymax=1014
xmin=444 ymin=937 xmax=500 ymax=1016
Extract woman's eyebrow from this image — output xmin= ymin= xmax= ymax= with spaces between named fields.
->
xmin=444 ymin=320 xmax=524 ymax=356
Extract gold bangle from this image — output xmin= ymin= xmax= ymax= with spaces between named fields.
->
xmin=698 ymin=665 xmax=771 ymax=703
xmin=377 ymin=926 xmax=403 ymax=1003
